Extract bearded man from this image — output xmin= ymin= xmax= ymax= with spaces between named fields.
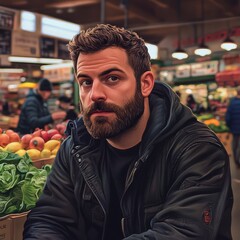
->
xmin=23 ymin=24 xmax=233 ymax=240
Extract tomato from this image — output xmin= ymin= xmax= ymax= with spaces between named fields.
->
xmin=9 ymin=132 xmax=21 ymax=143
xmin=0 ymin=133 xmax=10 ymax=147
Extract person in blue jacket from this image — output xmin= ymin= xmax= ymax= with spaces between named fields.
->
xmin=23 ymin=24 xmax=233 ymax=240
xmin=226 ymin=86 xmax=240 ymax=168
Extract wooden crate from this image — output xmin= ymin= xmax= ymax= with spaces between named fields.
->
xmin=0 ymin=212 xmax=28 ymax=240
xmin=32 ymin=157 xmax=55 ymax=168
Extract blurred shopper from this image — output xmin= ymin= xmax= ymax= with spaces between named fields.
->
xmin=186 ymin=93 xmax=205 ymax=114
xmin=226 ymin=86 xmax=240 ymax=168
xmin=1 ymin=101 xmax=10 ymax=115
xmin=23 ymin=24 xmax=233 ymax=240
xmin=57 ymin=95 xmax=78 ymax=121
xmin=16 ymin=78 xmax=66 ymax=135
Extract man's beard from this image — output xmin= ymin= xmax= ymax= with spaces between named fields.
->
xmin=81 ymin=87 xmax=144 ymax=139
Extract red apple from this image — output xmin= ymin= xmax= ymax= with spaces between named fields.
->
xmin=21 ymin=134 xmax=33 ymax=149
xmin=56 ymin=123 xmax=67 ymax=135
xmin=40 ymin=130 xmax=50 ymax=142
xmin=32 ymin=128 xmax=42 ymax=137
xmin=51 ymin=133 xmax=63 ymax=141
xmin=47 ymin=129 xmax=60 ymax=138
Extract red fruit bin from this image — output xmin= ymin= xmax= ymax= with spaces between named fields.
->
xmin=32 ymin=157 xmax=55 ymax=169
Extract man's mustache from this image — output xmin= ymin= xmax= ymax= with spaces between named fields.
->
xmin=85 ymin=102 xmax=117 ymax=116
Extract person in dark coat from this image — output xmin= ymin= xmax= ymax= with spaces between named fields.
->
xmin=16 ymin=78 xmax=66 ymax=135
xmin=23 ymin=24 xmax=233 ymax=240
xmin=226 ymin=86 xmax=240 ymax=168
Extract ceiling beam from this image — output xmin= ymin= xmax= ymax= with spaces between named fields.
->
xmin=45 ymin=0 xmax=99 ymax=9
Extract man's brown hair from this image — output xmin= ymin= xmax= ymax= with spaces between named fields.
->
xmin=68 ymin=24 xmax=151 ymax=81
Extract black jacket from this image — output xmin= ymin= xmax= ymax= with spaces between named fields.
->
xmin=16 ymin=90 xmax=53 ymax=134
xmin=23 ymin=82 xmax=233 ymax=240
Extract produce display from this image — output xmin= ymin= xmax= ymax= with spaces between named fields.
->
xmin=0 ymin=124 xmax=67 ymax=217
xmin=0 ymin=123 xmax=67 ymax=161
xmin=197 ymin=114 xmax=229 ymax=133
xmin=0 ymin=150 xmax=52 ymax=217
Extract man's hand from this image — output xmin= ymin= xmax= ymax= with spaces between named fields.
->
xmin=51 ymin=111 xmax=67 ymax=120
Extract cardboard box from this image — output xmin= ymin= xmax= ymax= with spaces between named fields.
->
xmin=0 ymin=212 xmax=28 ymax=240
xmin=32 ymin=157 xmax=55 ymax=169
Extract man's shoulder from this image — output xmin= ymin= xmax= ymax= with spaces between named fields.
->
xmin=174 ymin=121 xmax=220 ymax=145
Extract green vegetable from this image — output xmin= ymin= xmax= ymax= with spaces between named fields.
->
xmin=197 ymin=114 xmax=214 ymax=121
xmin=0 ymin=163 xmax=20 ymax=193
xmin=0 ymin=150 xmax=52 ymax=217
xmin=207 ymin=123 xmax=229 ymax=133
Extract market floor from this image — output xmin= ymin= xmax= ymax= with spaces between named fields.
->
xmin=229 ymin=153 xmax=240 ymax=240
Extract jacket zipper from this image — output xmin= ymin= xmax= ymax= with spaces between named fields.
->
xmin=121 ymin=155 xmax=148 ymax=237
xmin=77 ymin=156 xmax=107 ymax=240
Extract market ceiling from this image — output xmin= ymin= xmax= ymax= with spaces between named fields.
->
xmin=0 ymin=0 xmax=240 ymax=45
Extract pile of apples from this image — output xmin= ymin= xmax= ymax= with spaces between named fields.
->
xmin=0 ymin=123 xmax=67 ymax=161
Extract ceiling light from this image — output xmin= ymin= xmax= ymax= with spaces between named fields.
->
xmin=8 ymin=56 xmax=64 ymax=64
xmin=172 ymin=3 xmax=188 ymax=61
xmin=221 ymin=37 xmax=237 ymax=51
xmin=40 ymin=61 xmax=73 ymax=70
xmin=194 ymin=41 xmax=211 ymax=56
xmin=0 ymin=68 xmax=24 ymax=73
xmin=172 ymin=48 xmax=188 ymax=60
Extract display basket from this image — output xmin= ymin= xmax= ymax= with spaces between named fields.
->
xmin=32 ymin=156 xmax=55 ymax=168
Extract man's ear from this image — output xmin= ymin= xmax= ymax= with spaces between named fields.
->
xmin=140 ymin=71 xmax=155 ymax=97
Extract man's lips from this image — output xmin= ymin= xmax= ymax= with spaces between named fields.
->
xmin=91 ymin=110 xmax=113 ymax=117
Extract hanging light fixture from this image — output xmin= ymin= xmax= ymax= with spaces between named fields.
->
xmin=172 ymin=26 xmax=188 ymax=60
xmin=221 ymin=37 xmax=237 ymax=51
xmin=172 ymin=47 xmax=188 ymax=60
xmin=221 ymin=28 xmax=237 ymax=51
xmin=194 ymin=40 xmax=211 ymax=56
xmin=172 ymin=0 xmax=188 ymax=60
xmin=194 ymin=0 xmax=211 ymax=57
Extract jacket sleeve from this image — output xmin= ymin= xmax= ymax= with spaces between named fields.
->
xmin=23 ymin=140 xmax=85 ymax=240
xmin=25 ymin=98 xmax=53 ymax=130
xmin=124 ymin=133 xmax=233 ymax=240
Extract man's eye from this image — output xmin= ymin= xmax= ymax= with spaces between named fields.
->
xmin=107 ymin=76 xmax=119 ymax=82
xmin=79 ymin=79 xmax=92 ymax=87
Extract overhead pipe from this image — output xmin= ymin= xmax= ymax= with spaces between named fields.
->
xmin=130 ymin=16 xmax=240 ymax=31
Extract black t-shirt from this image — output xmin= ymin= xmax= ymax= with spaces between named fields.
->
xmin=104 ymin=142 xmax=140 ymax=240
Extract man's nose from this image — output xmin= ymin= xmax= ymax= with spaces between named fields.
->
xmin=90 ymin=81 xmax=107 ymax=102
